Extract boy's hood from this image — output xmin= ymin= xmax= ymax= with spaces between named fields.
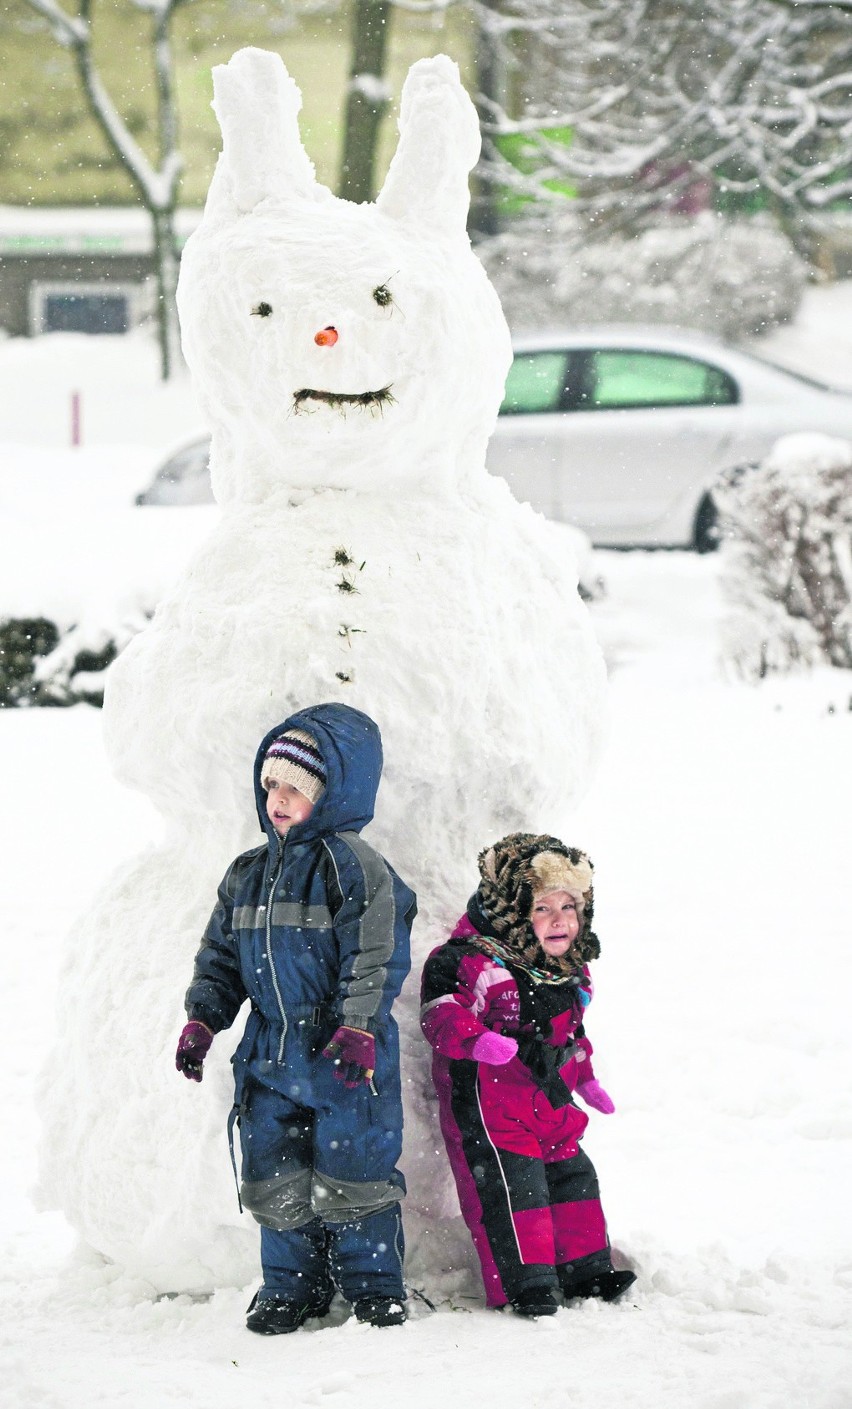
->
xmin=253 ymin=702 xmax=382 ymax=844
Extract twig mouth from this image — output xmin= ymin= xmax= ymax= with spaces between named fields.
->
xmin=293 ymin=386 xmax=395 ymax=413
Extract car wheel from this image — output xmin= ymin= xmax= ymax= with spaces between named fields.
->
xmin=693 ymin=494 xmax=720 ymax=554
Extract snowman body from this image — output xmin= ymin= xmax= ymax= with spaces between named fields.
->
xmin=38 ymin=50 xmax=607 ymax=1293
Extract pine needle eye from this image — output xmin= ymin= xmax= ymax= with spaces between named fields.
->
xmin=252 ymin=302 xmax=273 ymax=318
xmin=372 ymin=285 xmax=392 ymax=308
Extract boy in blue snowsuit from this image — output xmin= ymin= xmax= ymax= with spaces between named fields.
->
xmin=175 ymin=703 xmax=416 ymax=1333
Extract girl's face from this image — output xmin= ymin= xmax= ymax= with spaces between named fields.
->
xmin=264 ymin=777 xmax=314 ymax=836
xmin=530 ymin=889 xmax=581 ymax=957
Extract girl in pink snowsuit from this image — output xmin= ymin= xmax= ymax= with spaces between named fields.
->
xmin=420 ymin=833 xmax=636 ymax=1317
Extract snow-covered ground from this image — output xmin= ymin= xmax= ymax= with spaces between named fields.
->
xmin=2 ymin=289 xmax=852 ymax=1406
xmin=1 ymin=549 xmax=851 ymax=1408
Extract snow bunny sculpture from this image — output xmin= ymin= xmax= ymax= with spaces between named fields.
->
xmin=38 ymin=48 xmax=607 ymax=1295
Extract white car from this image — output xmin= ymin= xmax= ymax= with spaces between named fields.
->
xmin=140 ymin=327 xmax=852 ymax=549
xmin=135 ymin=434 xmax=213 ymax=507
xmin=486 ymin=327 xmax=852 ymax=549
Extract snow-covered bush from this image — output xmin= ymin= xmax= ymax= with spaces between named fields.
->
xmin=478 ymin=213 xmax=805 ymax=339
xmin=33 ymin=621 xmax=128 ymax=705
xmin=0 ymin=618 xmax=60 ymax=707
xmin=718 ymin=433 xmax=852 ymax=679
xmin=0 ymin=616 xmax=133 ymax=707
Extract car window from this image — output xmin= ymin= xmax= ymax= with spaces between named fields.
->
xmin=157 ymin=441 xmax=210 ymax=485
xmin=582 ymin=351 xmax=738 ymax=410
xmin=500 ymin=351 xmax=569 ymax=414
xmin=136 ymin=437 xmax=213 ymax=506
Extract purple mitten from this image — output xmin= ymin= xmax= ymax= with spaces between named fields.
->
xmin=175 ymin=1020 xmax=214 ymax=1082
xmin=575 ymin=1078 xmax=615 ymax=1114
xmin=470 ymin=1031 xmax=518 ymax=1065
xmin=322 ymin=1026 xmax=376 ymax=1088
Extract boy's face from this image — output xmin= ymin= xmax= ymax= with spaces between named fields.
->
xmin=263 ymin=778 xmax=314 ymax=836
xmin=530 ymin=890 xmax=580 ymax=957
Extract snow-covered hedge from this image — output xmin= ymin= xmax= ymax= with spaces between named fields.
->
xmin=478 ymin=213 xmax=806 ymax=339
xmin=0 ymin=615 xmax=142 ymax=708
xmin=718 ymin=433 xmax=852 ymax=679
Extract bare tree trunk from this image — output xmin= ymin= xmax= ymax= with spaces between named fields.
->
xmin=471 ymin=0 xmax=505 ymax=238
xmin=150 ymin=1 xmax=183 ymax=379
xmin=151 ymin=207 xmax=181 ymax=381
xmin=22 ymin=0 xmax=184 ymax=380
xmin=338 ymin=0 xmax=392 ymax=203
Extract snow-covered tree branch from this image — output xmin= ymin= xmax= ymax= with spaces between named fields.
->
xmin=471 ymin=0 xmax=852 ymax=259
xmin=20 ymin=0 xmax=187 ymax=378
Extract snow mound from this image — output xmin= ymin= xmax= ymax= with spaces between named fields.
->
xmin=719 ymin=431 xmax=852 ymax=678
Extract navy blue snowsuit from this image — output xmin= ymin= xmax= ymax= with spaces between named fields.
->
xmin=184 ymin=703 xmax=416 ymax=1305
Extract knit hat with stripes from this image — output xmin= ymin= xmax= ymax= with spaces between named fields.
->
xmin=261 ymin=729 xmax=327 ymax=805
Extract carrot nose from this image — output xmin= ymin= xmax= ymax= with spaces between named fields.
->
xmin=314 ymin=326 xmax=338 ymax=347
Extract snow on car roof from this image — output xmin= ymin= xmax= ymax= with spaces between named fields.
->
xmin=509 ymin=325 xmax=734 ymax=353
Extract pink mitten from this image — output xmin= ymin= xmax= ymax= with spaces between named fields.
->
xmin=575 ymin=1078 xmax=615 ymax=1114
xmin=470 ymin=1031 xmax=518 ymax=1065
xmin=322 ymin=1025 xmax=376 ymax=1088
xmin=175 ymin=1021 xmax=214 ymax=1082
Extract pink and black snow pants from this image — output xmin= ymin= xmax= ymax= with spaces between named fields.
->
xmin=433 ymin=1054 xmax=612 ymax=1307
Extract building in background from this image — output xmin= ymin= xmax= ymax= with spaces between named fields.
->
xmin=0 ymin=206 xmax=200 ymax=337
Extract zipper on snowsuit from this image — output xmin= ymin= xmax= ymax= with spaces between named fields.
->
xmin=265 ymin=837 xmax=289 ymax=1063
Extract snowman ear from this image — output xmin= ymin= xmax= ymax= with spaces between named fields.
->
xmin=376 ymin=56 xmax=480 ymax=238
xmin=203 ymin=47 xmax=323 ymax=219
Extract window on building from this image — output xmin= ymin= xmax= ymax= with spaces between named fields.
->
xmin=44 ymin=292 xmax=129 ymax=334
xmin=30 ymin=282 xmax=142 ymax=336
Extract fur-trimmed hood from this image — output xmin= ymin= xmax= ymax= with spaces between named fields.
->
xmin=467 ymin=832 xmax=600 ymax=976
